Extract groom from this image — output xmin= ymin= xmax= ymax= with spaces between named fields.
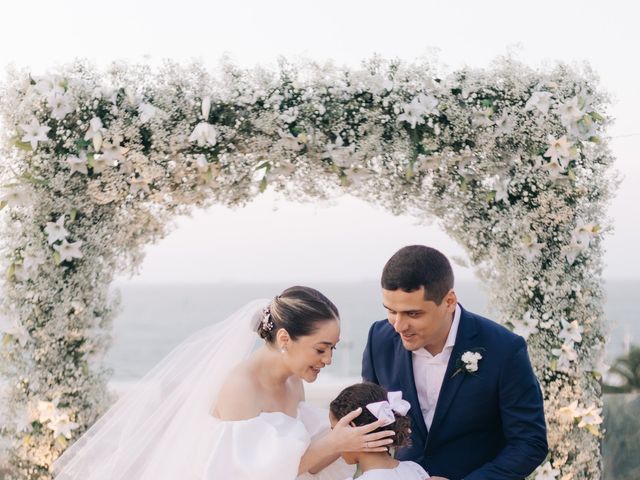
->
xmin=362 ymin=246 xmax=548 ymax=479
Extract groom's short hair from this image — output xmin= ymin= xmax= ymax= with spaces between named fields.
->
xmin=381 ymin=245 xmax=454 ymax=304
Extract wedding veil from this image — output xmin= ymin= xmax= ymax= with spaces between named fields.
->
xmin=52 ymin=299 xmax=269 ymax=480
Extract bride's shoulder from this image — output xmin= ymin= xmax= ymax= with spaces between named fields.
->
xmin=213 ymin=364 xmax=261 ymax=421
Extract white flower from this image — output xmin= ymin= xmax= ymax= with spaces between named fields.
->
xmin=471 ymin=108 xmax=494 ymax=128
xmin=559 ymin=319 xmax=583 ymax=344
xmin=557 ymin=96 xmax=585 ymax=128
xmin=279 ymin=107 xmax=299 ymax=124
xmin=494 ymin=111 xmax=516 ymax=135
xmin=47 ymin=91 xmax=74 ymax=120
xmin=129 ymin=177 xmax=151 ymax=195
xmin=572 ymin=220 xmax=599 ymax=247
xmin=0 ymin=187 xmax=31 ymax=207
xmin=557 ymin=400 xmax=581 ymax=423
xmin=563 ymin=239 xmax=587 ymax=265
xmin=541 ymin=158 xmax=566 ymax=180
xmin=544 ymin=135 xmax=572 ymax=165
xmin=47 ymin=413 xmax=79 ymax=439
xmin=397 ymin=93 xmax=438 ymax=128
xmin=552 ymin=342 xmax=578 ymax=371
xmin=2 ymin=320 xmax=30 ymax=347
xmin=535 ymin=461 xmax=560 ymax=480
xmin=195 ymin=154 xmax=210 ymax=172
xmin=53 ymin=239 xmax=84 ymax=262
xmin=488 ymin=175 xmax=510 ymax=203
xmin=188 ymin=122 xmax=218 ymax=146
xmin=577 ymin=404 xmax=603 ymax=428
xmin=521 ymin=233 xmax=546 ymax=261
xmin=138 ymin=102 xmax=159 ymax=123
xmin=44 ymin=215 xmax=69 ymax=244
xmin=201 ymin=96 xmax=211 ymax=120
xmin=525 ymin=91 xmax=553 ymax=114
xmin=99 ymin=142 xmax=127 ymax=165
xmin=34 ymin=77 xmax=63 ymax=97
xmin=325 ymin=136 xmax=356 ymax=168
xmin=84 ymin=117 xmax=105 ymax=151
xmin=19 ymin=119 xmax=51 ymax=150
xmin=460 ymin=351 xmax=482 ymax=372
xmin=37 ymin=400 xmax=61 ymax=424
xmin=512 ymin=311 xmax=538 ymax=340
xmin=67 ymin=151 xmax=89 ymax=175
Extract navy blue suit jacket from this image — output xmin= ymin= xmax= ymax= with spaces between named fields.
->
xmin=362 ymin=305 xmax=548 ymax=479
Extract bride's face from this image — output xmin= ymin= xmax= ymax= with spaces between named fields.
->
xmin=283 ymin=319 xmax=340 ymax=382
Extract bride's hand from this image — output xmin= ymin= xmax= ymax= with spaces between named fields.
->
xmin=327 ymin=407 xmax=396 ymax=453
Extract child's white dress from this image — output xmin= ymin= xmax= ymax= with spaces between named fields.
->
xmin=348 ymin=461 xmax=429 ymax=479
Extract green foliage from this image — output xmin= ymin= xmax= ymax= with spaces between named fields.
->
xmin=604 ymin=345 xmax=640 ymax=393
xmin=603 ymin=394 xmax=640 ymax=480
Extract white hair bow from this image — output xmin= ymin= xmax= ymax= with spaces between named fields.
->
xmin=365 ymin=391 xmax=411 ymax=426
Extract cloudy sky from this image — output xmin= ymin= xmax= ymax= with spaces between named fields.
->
xmin=1 ymin=0 xmax=638 ymax=282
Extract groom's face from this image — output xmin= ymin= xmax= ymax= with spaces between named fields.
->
xmin=383 ymin=286 xmax=457 ymax=352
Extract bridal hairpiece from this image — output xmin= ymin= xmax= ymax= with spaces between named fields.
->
xmin=261 ymin=306 xmax=275 ymax=332
xmin=366 ymin=391 xmax=411 ymax=426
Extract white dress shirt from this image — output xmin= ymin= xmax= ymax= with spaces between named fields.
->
xmin=412 ymin=304 xmax=461 ymax=430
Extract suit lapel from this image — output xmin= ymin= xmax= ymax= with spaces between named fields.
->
xmin=427 ymin=307 xmax=478 ymax=441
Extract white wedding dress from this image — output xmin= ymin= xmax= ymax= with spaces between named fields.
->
xmin=52 ymin=300 xmax=354 ymax=480
xmin=202 ymin=402 xmax=354 ymax=479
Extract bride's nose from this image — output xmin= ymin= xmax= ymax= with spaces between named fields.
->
xmin=322 ymin=350 xmax=333 ymax=366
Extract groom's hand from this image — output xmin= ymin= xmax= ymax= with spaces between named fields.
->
xmin=429 ymin=477 xmax=450 ymax=480
xmin=329 ymin=407 xmax=395 ymax=453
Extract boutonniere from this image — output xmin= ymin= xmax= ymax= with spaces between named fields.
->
xmin=452 ymin=348 xmax=485 ymax=377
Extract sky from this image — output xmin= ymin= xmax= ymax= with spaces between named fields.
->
xmin=0 ymin=0 xmax=638 ymax=283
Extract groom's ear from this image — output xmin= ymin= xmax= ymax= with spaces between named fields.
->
xmin=444 ymin=289 xmax=457 ymax=310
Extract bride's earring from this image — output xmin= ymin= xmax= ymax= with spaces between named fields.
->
xmin=280 ymin=345 xmax=287 ymax=354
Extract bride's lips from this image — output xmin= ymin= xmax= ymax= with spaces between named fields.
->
xmin=310 ymin=366 xmax=322 ymax=374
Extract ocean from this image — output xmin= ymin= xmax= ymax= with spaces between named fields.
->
xmin=105 ymin=279 xmax=640 ymax=381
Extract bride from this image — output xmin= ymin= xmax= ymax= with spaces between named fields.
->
xmin=52 ymin=286 xmax=395 ymax=479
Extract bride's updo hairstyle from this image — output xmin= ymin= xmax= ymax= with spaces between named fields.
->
xmin=256 ymin=286 xmax=339 ymax=343
xmin=329 ymin=382 xmax=412 ymax=448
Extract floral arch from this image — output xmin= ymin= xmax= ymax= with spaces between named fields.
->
xmin=0 ymin=57 xmax=614 ymax=479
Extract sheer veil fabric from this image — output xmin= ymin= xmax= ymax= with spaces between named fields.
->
xmin=53 ymin=299 xmax=269 ymax=479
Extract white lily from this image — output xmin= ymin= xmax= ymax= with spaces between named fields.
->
xmin=525 ymin=91 xmax=553 ymax=114
xmin=2 ymin=320 xmax=30 ymax=347
xmin=53 ymin=239 xmax=84 ymax=262
xmin=544 ymin=135 xmax=572 ymax=164
xmin=0 ymin=187 xmax=31 ymax=207
xmin=129 ymin=177 xmax=151 ymax=195
xmin=535 ymin=461 xmax=560 ymax=480
xmin=47 ymin=91 xmax=75 ymax=120
xmin=139 ymin=102 xmax=159 ymax=123
xmin=45 ymin=215 xmax=69 ymax=244
xmin=84 ymin=117 xmax=105 ymax=151
xmin=37 ymin=399 xmax=61 ymax=424
xmin=19 ymin=119 xmax=51 ymax=150
xmin=559 ymin=319 xmax=583 ymax=344
xmin=67 ymin=152 xmax=89 ymax=175
xmin=397 ymin=93 xmax=438 ymax=128
xmin=188 ymin=122 xmax=218 ymax=147
xmin=521 ymin=234 xmax=546 ymax=261
xmin=47 ymin=413 xmax=79 ymax=439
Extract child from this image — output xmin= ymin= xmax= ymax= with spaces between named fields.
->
xmin=329 ymin=382 xmax=430 ymax=479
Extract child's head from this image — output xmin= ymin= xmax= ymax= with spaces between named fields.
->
xmin=329 ymin=382 xmax=412 ymax=464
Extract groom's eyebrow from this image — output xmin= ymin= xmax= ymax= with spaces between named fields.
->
xmin=383 ymin=304 xmax=425 ymax=314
